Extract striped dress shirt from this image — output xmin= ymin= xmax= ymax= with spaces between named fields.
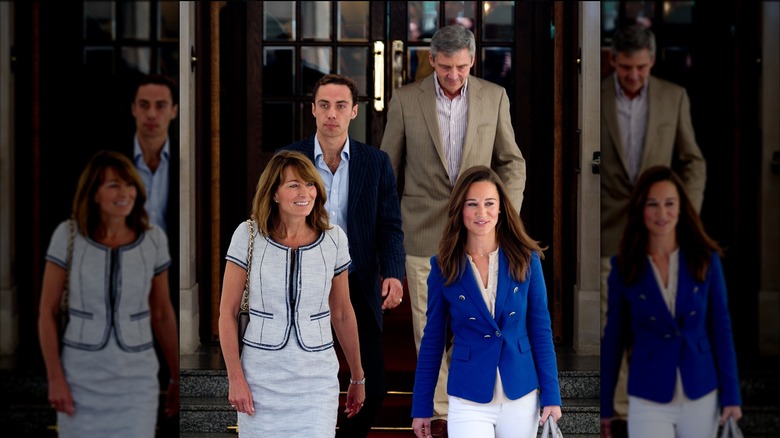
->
xmin=433 ymin=72 xmax=469 ymax=186
xmin=614 ymin=73 xmax=649 ymax=183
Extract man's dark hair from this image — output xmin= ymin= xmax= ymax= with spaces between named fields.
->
xmin=311 ymin=74 xmax=359 ymax=107
xmin=134 ymin=74 xmax=178 ymax=105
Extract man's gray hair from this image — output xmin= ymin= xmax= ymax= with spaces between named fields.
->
xmin=430 ymin=25 xmax=476 ymax=59
xmin=610 ymin=24 xmax=656 ymax=58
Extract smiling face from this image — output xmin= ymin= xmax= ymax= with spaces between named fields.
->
xmin=429 ymin=48 xmax=474 ymax=99
xmin=131 ymin=84 xmax=178 ymax=140
xmin=462 ymin=180 xmax=500 ymax=240
xmin=643 ymin=180 xmax=680 ymax=241
xmin=94 ymin=167 xmax=137 ymax=220
xmin=274 ymin=166 xmax=318 ymax=221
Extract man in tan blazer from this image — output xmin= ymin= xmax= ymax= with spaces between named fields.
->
xmin=381 ymin=25 xmax=525 ymax=437
xmin=600 ymin=24 xmax=706 ymax=434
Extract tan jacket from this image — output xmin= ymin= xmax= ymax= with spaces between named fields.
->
xmin=601 ymin=75 xmax=706 ymax=257
xmin=381 ymin=75 xmax=526 ymax=257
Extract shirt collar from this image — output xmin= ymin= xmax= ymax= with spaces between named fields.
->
xmin=613 ymin=72 xmax=649 ymax=99
xmin=133 ymin=134 xmax=170 ymax=161
xmin=433 ymin=72 xmax=468 ymax=99
xmin=314 ymin=135 xmax=350 ymax=162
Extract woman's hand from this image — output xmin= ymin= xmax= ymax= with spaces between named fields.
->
xmin=540 ymin=405 xmax=562 ymax=424
xmin=600 ymin=417 xmax=613 ymax=438
xmin=720 ymin=405 xmax=743 ymax=425
xmin=48 ymin=375 xmax=75 ymax=416
xmin=412 ymin=417 xmax=432 ymax=438
xmin=344 ymin=381 xmax=366 ymax=418
xmin=228 ymin=375 xmax=255 ymax=416
xmin=165 ymin=380 xmax=180 ymax=416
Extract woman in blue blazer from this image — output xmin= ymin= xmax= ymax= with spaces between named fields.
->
xmin=411 ymin=166 xmax=562 ymax=438
xmin=600 ymin=166 xmax=742 ymax=438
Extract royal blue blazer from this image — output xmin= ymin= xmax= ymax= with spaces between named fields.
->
xmin=601 ymin=251 xmax=742 ymax=418
xmin=411 ymin=250 xmax=561 ymax=418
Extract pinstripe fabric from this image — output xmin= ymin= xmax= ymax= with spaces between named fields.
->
xmin=433 ymin=73 xmax=469 ymax=186
xmin=280 ymin=137 xmax=406 ymax=329
xmin=613 ymin=73 xmax=649 ymax=183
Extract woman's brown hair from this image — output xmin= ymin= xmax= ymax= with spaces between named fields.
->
xmin=617 ymin=165 xmax=722 ymax=284
xmin=71 ymin=150 xmax=149 ymax=238
xmin=251 ymin=150 xmax=330 ymax=238
xmin=437 ymin=166 xmax=545 ymax=285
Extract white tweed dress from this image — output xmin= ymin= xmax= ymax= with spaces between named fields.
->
xmin=225 ymin=222 xmax=351 ymax=437
xmin=45 ymin=222 xmax=171 ymax=438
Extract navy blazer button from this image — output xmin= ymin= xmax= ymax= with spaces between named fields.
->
xmin=484 ymin=334 xmax=491 ymax=338
xmin=513 ymin=287 xmax=519 ymax=293
xmin=469 ymin=317 xmax=476 ymax=321
xmin=649 ymin=316 xmax=656 ymax=321
xmin=639 ymin=294 xmax=647 ymax=300
xmin=664 ymin=334 xmax=672 ymax=339
xmin=459 ymin=295 xmax=466 ymax=301
xmin=495 ymin=331 xmax=501 ymax=337
xmin=689 ymin=311 xmax=696 ymax=316
xmin=509 ymin=311 xmax=516 ymax=316
xmin=693 ymin=286 xmax=699 ymax=293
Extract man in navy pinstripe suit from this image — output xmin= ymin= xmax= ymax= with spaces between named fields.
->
xmin=280 ymin=74 xmax=406 ymax=437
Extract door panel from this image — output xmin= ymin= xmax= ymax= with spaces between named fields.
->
xmin=217 ymin=1 xmax=577 ymax=344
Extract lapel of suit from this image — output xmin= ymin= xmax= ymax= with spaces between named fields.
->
xmin=459 ymin=76 xmax=481 ymax=175
xmin=493 ymin=247 xmax=511 ymax=321
xmin=459 ymin=259 xmax=498 ymax=327
xmin=640 ymin=257 xmax=677 ymax=326
xmin=418 ymin=76 xmax=449 ymax=176
xmin=347 ymin=139 xmax=366 ymax=230
xmin=602 ymin=75 xmax=629 ymax=175
xmin=640 ymin=76 xmax=661 ymax=174
xmin=301 ymin=136 xmax=317 ymax=161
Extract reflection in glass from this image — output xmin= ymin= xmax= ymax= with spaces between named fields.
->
xmin=122 ymin=46 xmax=151 ymax=74
xmin=265 ymin=2 xmax=296 ymax=41
xmin=121 ymin=2 xmax=150 ymax=40
xmin=263 ymin=103 xmax=295 ymax=152
xmin=158 ymin=2 xmax=180 ymax=41
xmin=264 ymin=47 xmax=295 ymax=97
xmin=84 ymin=2 xmax=115 ymax=41
xmin=158 ymin=47 xmax=179 ymax=78
xmin=483 ymin=1 xmax=514 ymax=42
xmin=338 ymin=1 xmax=369 ymax=41
xmin=302 ymin=47 xmax=332 ymax=95
xmin=347 ymin=102 xmax=368 ymax=143
xmin=663 ymin=1 xmax=694 ymax=24
xmin=83 ymin=47 xmax=115 ymax=74
xmin=408 ymin=1 xmax=440 ymax=41
xmin=482 ymin=47 xmax=513 ymax=98
xmin=624 ymin=1 xmax=655 ymax=28
xmin=408 ymin=47 xmax=434 ymax=83
xmin=602 ymin=1 xmax=619 ymax=36
xmin=445 ymin=1 xmax=477 ymax=35
xmin=338 ymin=47 xmax=368 ymax=96
xmin=302 ymin=1 xmax=331 ymax=40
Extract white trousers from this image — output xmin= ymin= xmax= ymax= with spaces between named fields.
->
xmin=447 ymin=391 xmax=540 ymax=438
xmin=628 ymin=391 xmax=719 ymax=438
xmin=407 ymin=254 xmax=451 ymax=420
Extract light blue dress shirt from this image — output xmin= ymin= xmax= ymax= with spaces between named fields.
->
xmin=313 ymin=136 xmax=350 ymax=236
xmin=133 ymin=135 xmax=170 ymax=232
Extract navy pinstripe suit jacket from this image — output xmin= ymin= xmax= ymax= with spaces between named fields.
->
xmin=280 ymin=136 xmax=405 ymax=330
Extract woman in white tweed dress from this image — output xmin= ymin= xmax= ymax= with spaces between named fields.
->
xmin=38 ymin=151 xmax=180 ymax=437
xmin=219 ymin=151 xmax=366 ymax=437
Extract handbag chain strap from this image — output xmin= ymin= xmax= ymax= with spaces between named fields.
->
xmin=61 ymin=219 xmax=75 ymax=312
xmin=240 ymin=219 xmax=254 ymax=312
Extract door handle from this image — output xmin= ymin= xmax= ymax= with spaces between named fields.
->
xmin=373 ymin=41 xmax=385 ymax=111
xmin=392 ymin=40 xmax=404 ymax=90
